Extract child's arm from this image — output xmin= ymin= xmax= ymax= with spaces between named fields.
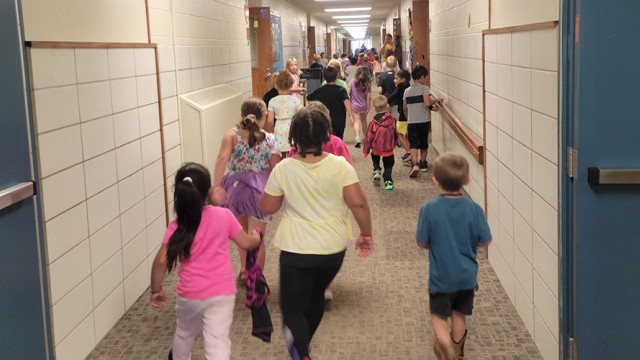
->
xmin=231 ymin=228 xmax=261 ymax=250
xmin=365 ymin=90 xmax=371 ymax=114
xmin=259 ymin=192 xmax=283 ymax=215
xmin=424 ymin=94 xmax=443 ymax=109
xmin=343 ymin=183 xmax=373 ymax=257
xmin=266 ymin=110 xmax=276 ymax=133
xmin=417 ymin=241 xmax=429 ymax=249
xmin=150 ymin=244 xmax=168 ymax=308
xmin=211 ymin=129 xmax=234 ymax=205
xmin=344 ymin=99 xmax=355 ymax=125
xmin=402 ymin=99 xmax=408 ymax=120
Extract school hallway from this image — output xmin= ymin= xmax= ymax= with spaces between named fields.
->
xmin=86 ymin=129 xmax=542 ymax=360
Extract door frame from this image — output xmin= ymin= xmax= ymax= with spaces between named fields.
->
xmin=249 ymin=7 xmax=273 ymax=97
xmin=0 ymin=1 xmax=54 ymax=358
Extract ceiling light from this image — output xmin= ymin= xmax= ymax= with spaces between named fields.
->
xmin=325 ymin=7 xmax=372 ymax=12
xmin=332 ymin=15 xmax=370 ymax=19
xmin=338 ymin=20 xmax=369 ymax=24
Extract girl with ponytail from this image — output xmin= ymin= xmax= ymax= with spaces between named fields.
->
xmin=212 ymin=97 xmax=280 ymax=281
xmin=150 ymin=162 xmax=260 ymax=359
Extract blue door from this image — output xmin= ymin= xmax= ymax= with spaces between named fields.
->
xmin=0 ymin=2 xmax=53 ymax=358
xmin=562 ymin=1 xmax=640 ymax=359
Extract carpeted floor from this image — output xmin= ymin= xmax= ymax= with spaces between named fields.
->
xmin=86 ymin=126 xmax=542 ymax=360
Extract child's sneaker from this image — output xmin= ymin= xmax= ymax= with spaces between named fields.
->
xmin=419 ymin=160 xmax=428 ymax=172
xmin=372 ymin=169 xmax=381 ymax=181
xmin=409 ymin=165 xmax=420 ymax=178
xmin=384 ymin=180 xmax=394 ymax=190
xmin=354 ymin=137 xmax=361 ymax=148
xmin=400 ymin=152 xmax=411 ymax=162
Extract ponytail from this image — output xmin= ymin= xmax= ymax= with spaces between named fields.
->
xmin=240 ymin=97 xmax=268 ymax=147
xmin=240 ymin=115 xmax=265 ymax=147
xmin=166 ymin=163 xmax=211 ymax=272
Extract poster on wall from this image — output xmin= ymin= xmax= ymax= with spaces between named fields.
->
xmin=271 ymin=12 xmax=283 ymax=72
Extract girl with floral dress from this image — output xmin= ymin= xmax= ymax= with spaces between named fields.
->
xmin=267 ymin=71 xmax=304 ymax=157
xmin=212 ymin=97 xmax=281 ymax=280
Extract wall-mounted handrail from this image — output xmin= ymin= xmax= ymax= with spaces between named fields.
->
xmin=431 ymin=95 xmax=484 ymax=165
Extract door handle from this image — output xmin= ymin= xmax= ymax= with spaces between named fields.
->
xmin=587 ymin=167 xmax=640 ymax=185
xmin=265 ymin=68 xmax=272 ymax=80
xmin=0 ymin=181 xmax=35 ymax=211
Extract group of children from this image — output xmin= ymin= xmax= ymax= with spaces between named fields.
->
xmin=149 ymin=57 xmax=492 ymax=360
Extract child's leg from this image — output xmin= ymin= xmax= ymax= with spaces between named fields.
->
xmin=237 ymin=215 xmax=249 ymax=279
xmin=172 ymin=297 xmax=204 ymax=360
xmin=431 ymin=313 xmax=453 ymax=351
xmin=352 ymin=113 xmax=362 ymax=141
xmin=382 ymin=155 xmax=395 ymax=182
xmin=451 ymin=310 xmax=467 ymax=342
xmin=358 ymin=112 xmax=368 ymax=138
xmin=201 ymin=294 xmax=235 ymax=360
xmin=371 ymin=154 xmax=382 ymax=171
xmin=398 ymin=133 xmax=410 ymax=153
xmin=247 ymin=217 xmax=267 ymax=270
xmin=420 ymin=122 xmax=430 ymax=162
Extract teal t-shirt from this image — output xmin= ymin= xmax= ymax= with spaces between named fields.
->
xmin=416 ymin=196 xmax=492 ymax=293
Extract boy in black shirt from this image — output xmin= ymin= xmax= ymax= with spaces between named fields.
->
xmin=306 ymin=66 xmax=354 ymax=139
xmin=386 ymin=69 xmax=412 ymax=163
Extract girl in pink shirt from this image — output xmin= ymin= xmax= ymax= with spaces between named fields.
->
xmin=150 ymin=163 xmax=260 ymax=360
xmin=287 ymin=101 xmax=352 ymax=164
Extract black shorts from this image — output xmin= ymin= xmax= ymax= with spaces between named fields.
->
xmin=407 ymin=122 xmax=431 ymax=150
xmin=429 ymin=288 xmax=475 ymax=317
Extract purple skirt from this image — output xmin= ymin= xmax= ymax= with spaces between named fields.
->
xmin=222 ymin=170 xmax=270 ymax=220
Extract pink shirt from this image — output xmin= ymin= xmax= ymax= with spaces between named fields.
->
xmin=162 ymin=206 xmax=243 ymax=299
xmin=287 ymin=134 xmax=352 ymax=164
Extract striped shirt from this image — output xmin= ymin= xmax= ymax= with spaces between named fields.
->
xmin=403 ymin=83 xmax=432 ymax=124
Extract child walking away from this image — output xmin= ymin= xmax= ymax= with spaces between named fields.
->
xmin=349 ymin=66 xmax=372 ymax=148
xmin=402 ymin=65 xmax=443 ymax=177
xmin=306 ymin=66 xmax=355 ymax=139
xmin=385 ymin=69 xmax=412 ymax=164
xmin=363 ymin=96 xmax=397 ymax=190
xmin=150 ymin=163 xmax=261 ymax=360
xmin=415 ymin=153 xmax=492 ymax=359
xmin=267 ymin=72 xmax=304 ymax=157
xmin=212 ymin=97 xmax=281 ymax=282
xmin=260 ymin=108 xmax=373 ymax=360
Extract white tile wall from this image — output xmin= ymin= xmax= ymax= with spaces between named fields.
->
xmin=38 ymin=125 xmax=83 ymax=177
xmin=45 ymin=203 xmax=89 ymax=263
xmin=48 ymin=240 xmax=91 ymax=304
xmin=75 ymin=49 xmax=109 ymax=83
xmin=84 ymin=151 xmax=118 ymax=198
xmin=81 ymin=116 xmax=115 ymax=160
xmin=482 ymin=27 xmax=560 ymax=359
xmin=52 ymin=277 xmax=93 ymax=345
xmin=31 ymin=45 xmax=168 ymax=359
xmin=78 ymin=81 xmax=113 ymax=122
xmin=89 ymin=218 xmax=122 ymax=271
xmin=34 ymin=86 xmax=80 ymax=133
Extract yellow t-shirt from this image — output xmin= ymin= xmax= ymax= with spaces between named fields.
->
xmin=264 ymin=154 xmax=359 ymax=254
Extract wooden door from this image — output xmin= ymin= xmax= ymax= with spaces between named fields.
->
xmin=249 ymin=7 xmax=273 ymax=97
xmin=326 ymin=32 xmax=332 ymax=57
xmin=307 ymin=26 xmax=316 ymax=67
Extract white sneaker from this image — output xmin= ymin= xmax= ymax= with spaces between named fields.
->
xmin=409 ymin=165 xmax=420 ymax=178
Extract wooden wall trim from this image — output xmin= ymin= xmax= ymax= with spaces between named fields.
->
xmin=432 ymin=97 xmax=484 ymax=165
xmin=483 ymin=20 xmax=558 ymax=35
xmin=145 ymin=0 xmax=152 ymax=44
xmin=26 ymin=41 xmax=157 ymax=49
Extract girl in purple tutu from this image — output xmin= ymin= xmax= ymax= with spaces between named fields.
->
xmin=212 ymin=97 xmax=281 ymax=280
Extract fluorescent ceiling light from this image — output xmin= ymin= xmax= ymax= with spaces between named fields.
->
xmin=325 ymin=7 xmax=371 ymax=12
xmin=332 ymin=15 xmax=370 ymax=19
xmin=338 ymin=20 xmax=369 ymax=24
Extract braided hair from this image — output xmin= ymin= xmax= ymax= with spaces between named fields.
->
xmin=288 ymin=107 xmax=330 ymax=157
